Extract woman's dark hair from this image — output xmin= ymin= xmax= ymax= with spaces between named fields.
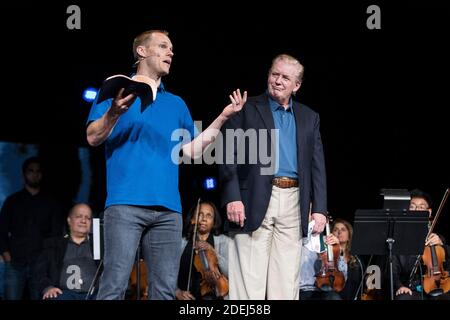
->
xmin=183 ymin=200 xmax=222 ymax=239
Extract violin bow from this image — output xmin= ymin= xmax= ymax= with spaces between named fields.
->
xmin=187 ymin=198 xmax=201 ymax=292
xmin=426 ymin=188 xmax=449 ymax=238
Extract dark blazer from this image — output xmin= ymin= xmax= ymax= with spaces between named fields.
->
xmin=34 ymin=235 xmax=99 ymax=295
xmin=340 ymin=259 xmax=363 ymax=300
xmin=219 ymin=93 xmax=327 ymax=235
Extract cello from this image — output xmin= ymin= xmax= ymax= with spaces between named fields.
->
xmin=315 ymin=217 xmax=345 ymax=292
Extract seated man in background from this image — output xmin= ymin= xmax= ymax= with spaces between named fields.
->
xmin=35 ymin=203 xmax=100 ymax=300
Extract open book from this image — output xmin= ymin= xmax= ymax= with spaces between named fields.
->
xmin=96 ymin=74 xmax=157 ymax=108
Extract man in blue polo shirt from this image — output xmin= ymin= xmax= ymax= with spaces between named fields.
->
xmin=86 ymin=29 xmax=246 ymax=300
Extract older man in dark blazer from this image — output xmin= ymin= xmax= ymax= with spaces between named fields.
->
xmin=219 ymin=54 xmax=327 ymax=300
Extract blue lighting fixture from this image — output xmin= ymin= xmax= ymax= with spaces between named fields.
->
xmin=83 ymin=87 xmax=98 ymax=103
xmin=203 ymin=177 xmax=217 ymax=190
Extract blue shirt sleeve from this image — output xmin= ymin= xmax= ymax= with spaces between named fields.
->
xmin=86 ymin=97 xmax=112 ymax=125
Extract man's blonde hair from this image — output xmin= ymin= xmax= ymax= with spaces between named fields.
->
xmin=271 ymin=54 xmax=304 ymax=83
xmin=132 ymin=30 xmax=169 ymax=61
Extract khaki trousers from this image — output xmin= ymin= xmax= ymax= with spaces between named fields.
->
xmin=229 ymin=186 xmax=302 ymax=300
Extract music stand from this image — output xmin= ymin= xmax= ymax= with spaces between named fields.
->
xmin=351 ymin=209 xmax=429 ymax=300
xmin=86 ymin=217 xmax=104 ymax=300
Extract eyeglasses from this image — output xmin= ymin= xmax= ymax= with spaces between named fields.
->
xmin=409 ymin=204 xmax=429 ymax=211
xmin=198 ymin=212 xmax=214 ymax=220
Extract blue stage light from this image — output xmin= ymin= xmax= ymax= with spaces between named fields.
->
xmin=83 ymin=88 xmax=98 ymax=103
xmin=203 ymin=177 xmax=217 ymax=190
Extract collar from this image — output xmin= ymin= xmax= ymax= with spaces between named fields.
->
xmin=158 ymin=82 xmax=166 ymax=93
xmin=130 ymin=72 xmax=166 ymax=93
xmin=268 ymin=93 xmax=293 ymax=112
xmin=66 ymin=234 xmax=89 ymax=245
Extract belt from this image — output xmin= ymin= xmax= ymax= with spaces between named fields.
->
xmin=272 ymin=177 xmax=299 ymax=188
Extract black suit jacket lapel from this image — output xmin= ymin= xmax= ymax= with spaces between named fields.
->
xmin=255 ymin=94 xmax=275 ymax=132
xmin=255 ymin=95 xmax=276 ymax=164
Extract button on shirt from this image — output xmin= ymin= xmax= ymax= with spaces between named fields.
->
xmin=268 ymin=96 xmax=298 ymax=178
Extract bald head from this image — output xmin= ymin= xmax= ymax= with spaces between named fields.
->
xmin=67 ymin=203 xmax=92 ymax=238
xmin=68 ymin=203 xmax=92 ymax=218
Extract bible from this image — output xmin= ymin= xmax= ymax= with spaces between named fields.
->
xmin=96 ymin=74 xmax=157 ymax=108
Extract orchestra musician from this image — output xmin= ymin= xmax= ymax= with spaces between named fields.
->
xmin=393 ymin=189 xmax=450 ymax=300
xmin=299 ymin=218 xmax=362 ymax=300
xmin=176 ymin=201 xmax=229 ymax=300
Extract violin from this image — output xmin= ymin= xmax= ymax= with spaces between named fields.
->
xmin=315 ymin=218 xmax=345 ymax=292
xmin=193 ymin=240 xmax=229 ymax=298
xmin=361 ymin=288 xmax=384 ymax=300
xmin=421 ymin=188 xmax=450 ymax=295
xmin=129 ymin=259 xmax=149 ymax=300
xmin=422 ymin=245 xmax=450 ymax=294
xmin=187 ymin=200 xmax=229 ymax=299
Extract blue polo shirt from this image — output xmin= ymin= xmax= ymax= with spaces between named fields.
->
xmin=268 ymin=96 xmax=298 ymax=178
xmin=87 ymin=83 xmax=196 ymax=213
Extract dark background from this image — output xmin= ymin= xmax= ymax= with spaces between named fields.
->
xmin=0 ymin=1 xmax=448 ymax=239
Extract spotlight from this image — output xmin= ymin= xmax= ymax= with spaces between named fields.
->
xmin=203 ymin=177 xmax=217 ymax=190
xmin=83 ymin=88 xmax=98 ymax=103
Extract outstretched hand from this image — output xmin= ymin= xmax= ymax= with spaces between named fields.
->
xmin=221 ymin=89 xmax=247 ymax=120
